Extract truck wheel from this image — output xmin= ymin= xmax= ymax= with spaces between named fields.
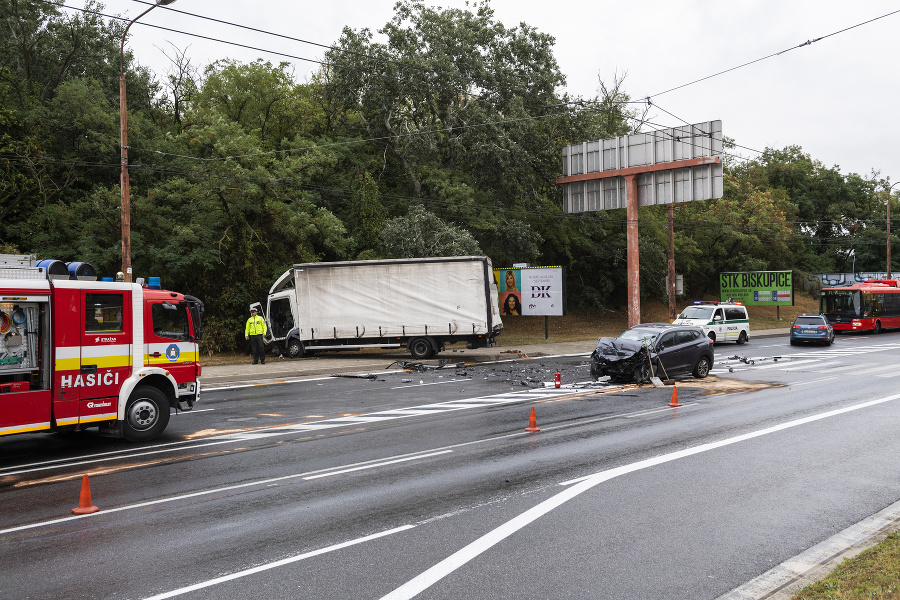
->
xmin=287 ymin=339 xmax=304 ymax=358
xmin=123 ymin=386 xmax=170 ymax=442
xmin=409 ymin=337 xmax=435 ymax=359
xmin=707 ymin=332 xmax=716 ymax=343
xmin=737 ymin=331 xmax=747 ymax=345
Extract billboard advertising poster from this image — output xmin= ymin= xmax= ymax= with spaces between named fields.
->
xmin=720 ymin=271 xmax=793 ymax=306
xmin=494 ymin=267 xmax=566 ymax=316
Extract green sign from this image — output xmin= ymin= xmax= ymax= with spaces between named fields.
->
xmin=719 ymin=271 xmax=793 ymax=306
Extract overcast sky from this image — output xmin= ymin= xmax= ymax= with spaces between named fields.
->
xmin=66 ymin=0 xmax=900 ymax=182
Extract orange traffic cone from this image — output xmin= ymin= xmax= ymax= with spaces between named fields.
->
xmin=71 ymin=474 xmax=100 ymax=515
xmin=525 ymin=406 xmax=540 ymax=432
xmin=668 ymin=386 xmax=681 ymax=407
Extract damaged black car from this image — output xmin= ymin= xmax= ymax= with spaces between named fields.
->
xmin=590 ymin=323 xmax=714 ymax=384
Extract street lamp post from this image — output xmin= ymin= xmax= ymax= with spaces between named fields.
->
xmin=119 ymin=0 xmax=176 ymax=283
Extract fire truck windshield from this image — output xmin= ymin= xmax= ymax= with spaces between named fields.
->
xmin=151 ymin=302 xmax=190 ymax=340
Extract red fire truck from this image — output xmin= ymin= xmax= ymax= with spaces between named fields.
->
xmin=0 ymin=258 xmax=203 ymax=442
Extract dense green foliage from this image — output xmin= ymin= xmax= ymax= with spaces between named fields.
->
xmin=1 ymin=0 xmax=897 ymax=352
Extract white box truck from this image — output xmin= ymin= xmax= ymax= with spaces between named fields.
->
xmin=251 ymin=256 xmax=503 ymax=359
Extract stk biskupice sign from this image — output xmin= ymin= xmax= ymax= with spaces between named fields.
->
xmin=720 ymin=271 xmax=793 ymax=306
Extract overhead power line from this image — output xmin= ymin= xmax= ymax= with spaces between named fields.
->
xmin=645 ymin=8 xmax=900 ymax=99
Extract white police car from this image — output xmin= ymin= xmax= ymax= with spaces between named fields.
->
xmin=673 ymin=301 xmax=750 ymax=344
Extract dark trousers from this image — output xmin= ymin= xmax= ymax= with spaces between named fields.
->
xmin=249 ymin=334 xmax=265 ymax=364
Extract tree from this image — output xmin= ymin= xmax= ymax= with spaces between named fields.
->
xmin=381 ymin=205 xmax=481 ymax=258
xmin=192 ymin=59 xmax=309 ymax=149
xmin=324 ymin=0 xmax=565 ymax=201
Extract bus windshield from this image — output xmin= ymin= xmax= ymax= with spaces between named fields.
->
xmin=819 ymin=290 xmax=861 ymax=317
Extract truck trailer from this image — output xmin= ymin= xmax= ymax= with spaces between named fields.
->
xmin=252 ymin=256 xmax=503 ymax=359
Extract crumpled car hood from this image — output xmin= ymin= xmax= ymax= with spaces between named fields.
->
xmin=591 ymin=337 xmax=658 ymax=377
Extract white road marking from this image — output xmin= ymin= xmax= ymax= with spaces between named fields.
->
xmin=142 ymin=525 xmax=416 ymax=600
xmin=1 ymin=385 xmax=588 ymax=476
xmin=790 ymin=376 xmax=838 ymax=386
xmin=0 ymin=451 xmax=450 ymax=536
xmin=780 ymin=362 xmax=842 ymax=372
xmin=716 ymin=497 xmax=900 ymax=599
xmin=381 ymin=392 xmax=900 ymax=600
xmin=303 ymin=451 xmax=452 ymax=480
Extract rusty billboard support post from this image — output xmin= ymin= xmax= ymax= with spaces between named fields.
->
xmin=556 ymin=121 xmax=724 ymax=327
xmin=668 ymin=203 xmax=676 ymax=322
xmin=626 ymin=174 xmax=640 ymax=328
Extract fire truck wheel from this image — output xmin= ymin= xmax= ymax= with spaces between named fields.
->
xmin=123 ymin=387 xmax=171 ymax=442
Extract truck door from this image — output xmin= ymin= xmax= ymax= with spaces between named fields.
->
xmin=267 ymin=296 xmax=295 ymax=342
xmin=80 ymin=291 xmax=132 ymax=408
xmin=145 ymin=298 xmax=196 ymax=386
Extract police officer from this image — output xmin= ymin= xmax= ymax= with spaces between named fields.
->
xmin=245 ymin=307 xmax=268 ymax=365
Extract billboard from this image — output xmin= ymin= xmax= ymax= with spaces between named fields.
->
xmin=720 ymin=271 xmax=793 ymax=306
xmin=494 ymin=266 xmax=566 ymax=316
xmin=559 ymin=120 xmax=724 ymax=213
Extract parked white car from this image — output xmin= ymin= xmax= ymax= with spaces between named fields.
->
xmin=673 ymin=302 xmax=750 ymax=344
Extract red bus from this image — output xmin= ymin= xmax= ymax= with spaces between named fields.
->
xmin=819 ymin=279 xmax=900 ymax=333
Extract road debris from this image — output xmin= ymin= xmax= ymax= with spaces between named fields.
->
xmin=388 ymin=360 xmax=466 ymax=372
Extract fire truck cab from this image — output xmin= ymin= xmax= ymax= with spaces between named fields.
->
xmin=0 ymin=258 xmax=203 ymax=442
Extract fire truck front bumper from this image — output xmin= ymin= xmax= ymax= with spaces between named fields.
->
xmin=177 ymin=381 xmax=199 ymax=411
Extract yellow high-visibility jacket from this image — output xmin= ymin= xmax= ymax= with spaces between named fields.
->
xmin=245 ymin=314 xmax=267 ymax=337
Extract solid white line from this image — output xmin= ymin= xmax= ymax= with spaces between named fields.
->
xmin=790 ymin=376 xmax=838 ymax=387
xmin=389 ymin=379 xmax=470 ymax=390
xmin=781 ymin=361 xmax=841 ymax=372
xmin=142 ymin=525 xmax=416 ymax=600
xmin=0 ymin=452 xmax=450 ymax=536
xmin=0 ymin=438 xmax=242 ymax=477
xmin=716 ymin=497 xmax=900 ymax=599
xmin=303 ymin=451 xmax=452 ymax=480
xmin=752 ymin=359 xmax=822 ymax=370
xmin=381 ymin=392 xmax=900 ymax=600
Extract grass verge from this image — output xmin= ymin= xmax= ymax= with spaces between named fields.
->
xmin=791 ymin=531 xmax=900 ymax=599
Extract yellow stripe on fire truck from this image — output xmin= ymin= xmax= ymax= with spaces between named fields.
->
xmin=145 ymin=342 xmax=198 ymax=366
xmin=1 ymin=421 xmax=52 ymax=436
xmin=54 ymin=345 xmax=132 ymax=372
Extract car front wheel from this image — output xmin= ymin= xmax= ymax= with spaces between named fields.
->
xmin=590 ymin=359 xmax=602 ymax=381
xmin=692 ymin=356 xmax=711 ymax=379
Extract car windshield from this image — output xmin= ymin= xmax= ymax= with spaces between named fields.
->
xmin=678 ymin=306 xmax=714 ymax=320
xmin=617 ymin=329 xmax=661 ymax=343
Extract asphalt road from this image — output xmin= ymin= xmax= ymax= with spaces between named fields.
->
xmin=2 ymin=329 xmax=899 ymax=599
